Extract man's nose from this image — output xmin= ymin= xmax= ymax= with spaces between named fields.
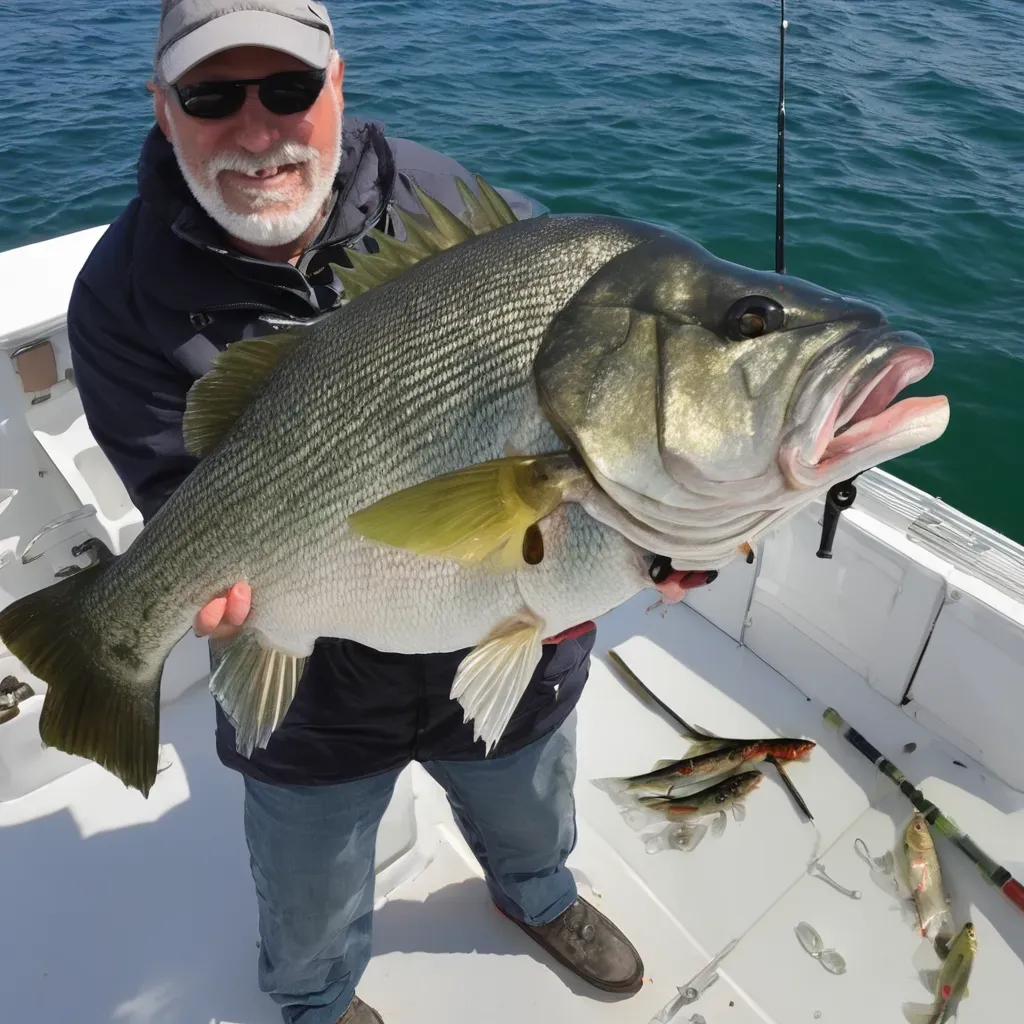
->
xmin=231 ymin=88 xmax=281 ymax=152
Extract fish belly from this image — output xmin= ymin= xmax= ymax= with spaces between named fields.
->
xmin=247 ymin=503 xmax=651 ymax=656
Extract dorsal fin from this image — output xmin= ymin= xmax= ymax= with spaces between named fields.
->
xmin=182 ymin=329 xmax=305 ymax=457
xmin=332 ymin=174 xmax=521 ymax=300
xmin=683 ymin=738 xmax=734 ymax=758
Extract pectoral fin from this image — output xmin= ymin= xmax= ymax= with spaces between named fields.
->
xmin=347 ymin=454 xmax=585 ymax=568
xmin=451 ymin=608 xmax=545 ymax=753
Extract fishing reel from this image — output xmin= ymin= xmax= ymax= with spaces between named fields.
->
xmin=816 ymin=475 xmax=860 ymax=559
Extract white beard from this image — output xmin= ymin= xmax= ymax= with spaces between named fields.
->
xmin=168 ymin=109 xmax=343 ymax=248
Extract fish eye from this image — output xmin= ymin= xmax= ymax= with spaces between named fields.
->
xmin=724 ymin=296 xmax=785 ymax=341
xmin=715 ymin=792 xmax=728 ymax=803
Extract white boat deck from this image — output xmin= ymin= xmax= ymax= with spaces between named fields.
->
xmin=3 ymin=589 xmax=1022 ymax=1024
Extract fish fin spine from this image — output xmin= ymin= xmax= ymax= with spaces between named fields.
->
xmin=450 ymin=608 xmax=545 ymax=753
xmin=210 ymin=628 xmax=309 ymax=758
xmin=333 ymin=174 xmax=520 ymax=300
xmin=182 ymin=329 xmax=305 ymax=458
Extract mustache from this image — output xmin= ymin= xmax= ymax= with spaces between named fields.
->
xmin=205 ymin=141 xmax=322 ymax=176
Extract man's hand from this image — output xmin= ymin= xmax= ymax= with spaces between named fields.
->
xmin=194 ymin=581 xmax=251 ymax=640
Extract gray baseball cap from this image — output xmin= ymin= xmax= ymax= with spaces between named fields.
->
xmin=155 ymin=0 xmax=335 ymax=84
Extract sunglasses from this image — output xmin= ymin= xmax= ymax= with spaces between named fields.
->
xmin=173 ymin=68 xmax=327 ymax=119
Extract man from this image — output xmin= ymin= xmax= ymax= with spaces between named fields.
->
xmin=66 ymin=3 xmax=648 ymax=1022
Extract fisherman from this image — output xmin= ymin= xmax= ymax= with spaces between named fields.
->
xmin=66 ymin=3 xmax=650 ymax=1022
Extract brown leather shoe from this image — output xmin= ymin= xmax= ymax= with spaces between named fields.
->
xmin=335 ymin=995 xmax=384 ymax=1023
xmin=498 ymin=897 xmax=645 ymax=995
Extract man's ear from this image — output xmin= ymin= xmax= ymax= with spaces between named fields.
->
xmin=331 ymin=52 xmax=345 ymax=106
xmin=152 ymin=81 xmax=172 ymax=138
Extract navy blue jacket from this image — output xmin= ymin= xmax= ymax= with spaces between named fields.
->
xmin=66 ymin=116 xmax=595 ymax=785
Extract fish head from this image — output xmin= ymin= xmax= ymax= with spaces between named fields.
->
xmin=957 ymin=921 xmax=978 ymax=954
xmin=717 ymin=770 xmax=764 ymax=803
xmin=904 ymin=812 xmax=936 ymax=854
xmin=773 ymin=739 xmax=817 ymax=762
xmin=535 ymin=228 xmax=949 ymax=567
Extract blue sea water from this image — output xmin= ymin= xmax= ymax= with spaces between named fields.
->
xmin=0 ymin=0 xmax=1022 ymax=541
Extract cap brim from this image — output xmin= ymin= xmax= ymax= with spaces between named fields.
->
xmin=160 ymin=11 xmax=332 ymax=83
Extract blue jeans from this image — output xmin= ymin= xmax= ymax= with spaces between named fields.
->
xmin=242 ymin=712 xmax=579 ymax=1024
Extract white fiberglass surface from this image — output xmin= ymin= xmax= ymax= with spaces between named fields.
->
xmin=0 ymin=225 xmax=106 ymax=344
xmin=2 ymin=592 xmax=1023 ymax=1024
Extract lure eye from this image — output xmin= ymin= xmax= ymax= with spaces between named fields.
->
xmin=724 ymin=295 xmax=785 ymax=341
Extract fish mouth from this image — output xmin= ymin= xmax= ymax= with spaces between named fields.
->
xmin=782 ymin=340 xmax=949 ymax=488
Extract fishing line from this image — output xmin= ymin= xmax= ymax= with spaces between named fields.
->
xmin=770 ymin=1 xmax=861 ymax=555
xmin=775 ymin=0 xmax=787 ymax=274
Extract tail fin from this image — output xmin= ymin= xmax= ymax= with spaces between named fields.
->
xmin=901 ymin=1002 xmax=938 ymax=1024
xmin=0 ymin=564 xmax=162 ymax=796
xmin=590 ymin=776 xmax=635 ymax=806
xmin=643 ymin=822 xmax=709 ymax=855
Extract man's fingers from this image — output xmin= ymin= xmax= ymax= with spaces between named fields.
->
xmin=193 ymin=582 xmax=251 ymax=638
xmin=223 ymin=581 xmax=252 ymax=626
xmin=194 ymin=595 xmax=228 ymax=636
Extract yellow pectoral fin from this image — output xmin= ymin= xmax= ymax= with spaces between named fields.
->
xmin=346 ymin=454 xmax=582 ymax=567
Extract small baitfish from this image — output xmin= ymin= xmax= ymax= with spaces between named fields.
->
xmin=902 ymin=921 xmax=977 ymax=1024
xmin=594 ymin=738 xmax=814 ymax=802
xmin=903 ymin=812 xmax=954 ymax=947
xmin=621 ymin=769 xmax=765 ymax=833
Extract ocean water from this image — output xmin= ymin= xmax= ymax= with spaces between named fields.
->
xmin=1 ymin=0 xmax=1021 ymax=542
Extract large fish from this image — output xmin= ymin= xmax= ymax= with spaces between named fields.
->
xmin=0 ymin=178 xmax=949 ymax=796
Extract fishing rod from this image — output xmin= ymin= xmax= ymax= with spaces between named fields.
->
xmin=824 ymin=707 xmax=1024 ymax=916
xmin=772 ymin=1 xmax=858 ymax=556
xmin=775 ymin=0 xmax=786 ymax=274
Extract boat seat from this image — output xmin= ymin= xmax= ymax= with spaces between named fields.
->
xmin=11 ymin=338 xmax=58 ymax=395
xmin=24 ymin=382 xmax=143 ymax=556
